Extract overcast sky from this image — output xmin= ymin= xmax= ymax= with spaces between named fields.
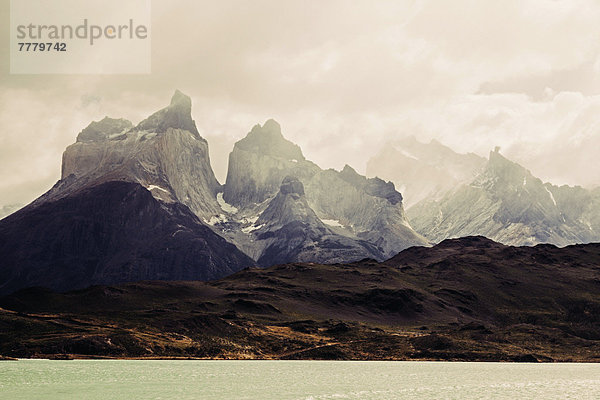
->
xmin=1 ymin=0 xmax=600 ymax=206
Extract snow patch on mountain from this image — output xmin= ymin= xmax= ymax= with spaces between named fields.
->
xmin=321 ymin=218 xmax=344 ymax=227
xmin=147 ymin=185 xmax=169 ymax=193
xmin=217 ymin=192 xmax=238 ymax=214
xmin=400 ymin=149 xmax=419 ymax=160
xmin=545 ymin=186 xmax=557 ymax=206
xmin=242 ymin=224 xmax=264 ymax=233
xmin=205 ymin=214 xmax=229 ymax=226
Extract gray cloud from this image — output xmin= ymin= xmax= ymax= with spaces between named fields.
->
xmin=1 ymin=0 xmax=600 ymax=205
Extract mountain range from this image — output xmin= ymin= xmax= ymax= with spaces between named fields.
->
xmin=1 ymin=90 xmax=599 ymax=295
xmin=406 ymin=148 xmax=600 ymax=246
xmin=217 ymin=119 xmax=426 ymax=265
xmin=366 ymin=136 xmax=600 ymax=247
xmin=0 ymin=91 xmax=425 ymax=294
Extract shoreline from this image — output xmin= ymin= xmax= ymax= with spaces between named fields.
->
xmin=6 ymin=355 xmax=600 ymax=363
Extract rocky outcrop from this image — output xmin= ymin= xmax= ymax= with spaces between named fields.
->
xmin=0 ymin=181 xmax=254 ymax=295
xmin=408 ymin=150 xmax=600 ymax=246
xmin=305 ymin=166 xmax=425 ymax=257
xmin=339 ymin=165 xmax=403 ymax=205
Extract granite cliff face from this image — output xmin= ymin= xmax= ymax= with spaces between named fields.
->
xmin=53 ymin=91 xmax=222 ymax=219
xmin=135 ymin=89 xmax=201 ymax=137
xmin=221 ymin=121 xmax=428 ymax=260
xmin=304 ymin=166 xmax=421 ymax=257
xmin=408 ymin=150 xmax=600 ymax=246
xmin=223 ymin=119 xmax=320 ymax=207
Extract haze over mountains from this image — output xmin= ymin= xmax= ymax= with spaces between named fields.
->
xmin=408 ymin=150 xmax=600 ymax=246
xmin=367 ymin=137 xmax=486 ymax=208
xmin=368 ymin=137 xmax=600 ymax=247
xmin=0 ymin=92 xmax=256 ymax=295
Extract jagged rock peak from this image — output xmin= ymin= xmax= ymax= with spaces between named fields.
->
xmin=170 ymin=89 xmax=192 ymax=108
xmin=487 ymin=148 xmax=520 ymax=169
xmin=235 ymin=119 xmax=305 ymax=160
xmin=76 ymin=117 xmax=133 ymax=142
xmin=482 ymin=149 xmax=533 ymax=186
xmin=339 ymin=164 xmax=363 ymax=185
xmin=135 ymin=90 xmax=201 ymax=139
xmin=339 ymin=165 xmax=403 ymax=205
xmin=280 ymin=176 xmax=305 ymax=196
xmin=261 ymin=118 xmax=281 ymax=133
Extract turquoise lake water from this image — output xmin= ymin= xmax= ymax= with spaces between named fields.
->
xmin=1 ymin=360 xmax=599 ymax=399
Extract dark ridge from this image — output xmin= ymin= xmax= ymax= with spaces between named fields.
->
xmin=0 ymin=181 xmax=254 ymax=295
xmin=2 ymin=237 xmax=600 ymax=361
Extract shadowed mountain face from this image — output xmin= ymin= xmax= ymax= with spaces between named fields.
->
xmin=253 ymin=177 xmax=384 ymax=265
xmin=408 ymin=150 xmax=600 ymax=246
xmin=2 ymin=237 xmax=600 ymax=361
xmin=0 ymin=181 xmax=254 ymax=295
xmin=0 ymin=204 xmax=22 ymax=220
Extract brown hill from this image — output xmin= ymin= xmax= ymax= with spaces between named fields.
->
xmin=1 ymin=236 xmax=599 ymax=361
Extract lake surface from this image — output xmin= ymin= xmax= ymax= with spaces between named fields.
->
xmin=1 ymin=360 xmax=599 ymax=399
